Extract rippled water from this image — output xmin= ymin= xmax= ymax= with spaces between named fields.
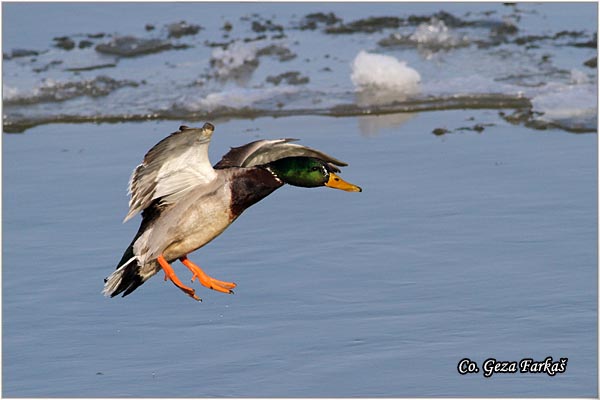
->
xmin=3 ymin=2 xmax=597 ymax=133
xmin=2 ymin=2 xmax=598 ymax=398
xmin=4 ymin=112 xmax=597 ymax=397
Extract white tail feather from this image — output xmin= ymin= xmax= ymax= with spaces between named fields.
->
xmin=102 ymin=256 xmax=137 ymax=297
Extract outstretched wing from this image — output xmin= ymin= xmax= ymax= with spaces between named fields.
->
xmin=214 ymin=139 xmax=348 ymax=172
xmin=124 ymin=123 xmax=216 ymax=222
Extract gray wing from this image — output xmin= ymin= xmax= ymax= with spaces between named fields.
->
xmin=124 ymin=123 xmax=216 ymax=222
xmin=214 ymin=138 xmax=348 ymax=172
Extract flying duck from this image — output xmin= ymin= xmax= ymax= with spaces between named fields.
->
xmin=103 ymin=123 xmax=361 ymax=301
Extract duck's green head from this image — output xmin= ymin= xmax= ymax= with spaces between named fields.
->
xmin=267 ymin=157 xmax=362 ymax=192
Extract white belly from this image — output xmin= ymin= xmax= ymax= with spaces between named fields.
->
xmin=161 ymin=198 xmax=233 ymax=260
xmin=133 ymin=181 xmax=235 ymax=264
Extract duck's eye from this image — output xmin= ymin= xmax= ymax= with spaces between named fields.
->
xmin=311 ymin=166 xmax=320 ymax=172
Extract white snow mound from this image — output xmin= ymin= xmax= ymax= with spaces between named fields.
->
xmin=351 ymin=50 xmax=421 ymax=94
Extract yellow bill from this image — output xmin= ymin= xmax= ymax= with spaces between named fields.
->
xmin=325 ymin=172 xmax=362 ymax=192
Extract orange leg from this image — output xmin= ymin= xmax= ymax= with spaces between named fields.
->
xmin=157 ymin=255 xmax=201 ymax=301
xmin=179 ymin=256 xmax=236 ymax=294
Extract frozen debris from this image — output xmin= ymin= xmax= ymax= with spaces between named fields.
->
xmin=326 ymin=16 xmax=402 ymax=34
xmin=379 ymin=18 xmax=469 ymax=49
xmin=167 ymin=21 xmax=202 ymax=38
xmin=569 ymin=33 xmax=597 ymax=48
xmin=210 ymin=41 xmax=259 ymax=78
xmin=4 ymin=75 xmax=139 ymax=105
xmin=95 ymin=36 xmax=173 ymax=57
xmin=456 ymin=123 xmax=491 ymax=132
xmin=583 ymin=57 xmax=597 ymax=68
xmin=4 ymin=49 xmax=40 ymax=60
xmin=271 ymin=32 xmax=287 ymax=40
xmin=222 ymin=21 xmax=233 ymax=32
xmin=205 ymin=39 xmax=235 ymax=48
xmin=78 ymin=40 xmax=94 ymax=49
xmin=433 ymin=123 xmax=493 ymax=135
xmin=410 ymin=18 xmax=469 ymax=47
xmin=256 ymin=44 xmax=296 ymax=62
xmin=514 ymin=31 xmax=590 ymax=46
xmin=65 ymin=62 xmax=118 ymax=72
xmin=323 ymin=11 xmax=496 ymax=34
xmin=406 ymin=11 xmax=465 ymax=28
xmin=208 ymin=41 xmax=297 ymax=81
xmin=432 ymin=127 xmax=450 ymax=136
xmin=266 ymin=71 xmax=309 ymax=85
xmin=251 ymin=19 xmax=284 ymax=33
xmin=490 ymin=20 xmax=518 ymax=36
xmin=87 ymin=33 xmax=106 ymax=39
xmin=53 ymin=36 xmax=76 ymax=50
xmin=243 ymin=35 xmax=267 ymax=43
xmin=298 ymin=12 xmax=342 ymax=30
xmin=554 ymin=30 xmax=586 ymax=39
xmin=32 ymin=60 xmax=63 ymax=73
xmin=378 ymin=34 xmax=409 ymax=47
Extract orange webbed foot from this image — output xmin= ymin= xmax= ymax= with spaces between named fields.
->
xmin=157 ymin=255 xmax=201 ymax=301
xmin=180 ymin=256 xmax=236 ymax=294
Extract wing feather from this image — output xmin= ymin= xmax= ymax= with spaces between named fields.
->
xmin=214 ymin=139 xmax=348 ymax=172
xmin=124 ymin=123 xmax=216 ymax=222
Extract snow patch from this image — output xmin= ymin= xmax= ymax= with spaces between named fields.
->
xmin=532 ymin=83 xmax=596 ymax=121
xmin=350 ymin=51 xmax=421 ymax=94
xmin=210 ymin=42 xmax=259 ymax=78
xmin=179 ymin=86 xmax=299 ymax=113
xmin=410 ymin=18 xmax=468 ymax=48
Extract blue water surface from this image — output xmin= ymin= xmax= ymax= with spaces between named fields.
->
xmin=3 ymin=109 xmax=597 ymax=397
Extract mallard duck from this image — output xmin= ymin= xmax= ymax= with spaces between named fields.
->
xmin=103 ymin=123 xmax=361 ymax=301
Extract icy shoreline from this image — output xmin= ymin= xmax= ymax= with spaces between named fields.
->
xmin=3 ymin=4 xmax=597 ymax=134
